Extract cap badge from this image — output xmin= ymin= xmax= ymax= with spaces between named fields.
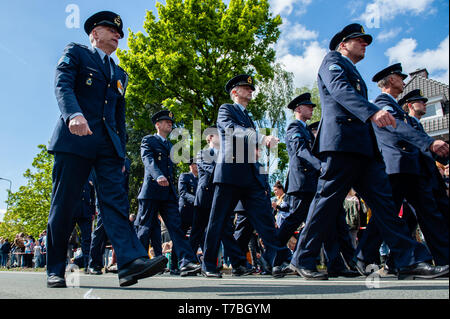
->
xmin=114 ymin=16 xmax=121 ymax=27
xmin=361 ymin=26 xmax=365 ymax=34
xmin=247 ymin=77 xmax=252 ymax=84
xmin=169 ymin=112 xmax=173 ymax=118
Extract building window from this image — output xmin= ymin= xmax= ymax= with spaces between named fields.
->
xmin=422 ymin=101 xmax=443 ymax=119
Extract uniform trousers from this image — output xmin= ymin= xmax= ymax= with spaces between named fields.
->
xmin=88 ymin=214 xmax=107 ymax=269
xmin=47 ymin=133 xmax=147 ymax=277
xmin=293 ymin=152 xmax=431 ymax=271
xmin=356 ymin=173 xmax=449 ymax=266
xmin=190 ymin=206 xmax=248 ymax=267
xmin=202 ymin=183 xmax=290 ymax=272
xmin=136 ymin=198 xmax=197 ymax=268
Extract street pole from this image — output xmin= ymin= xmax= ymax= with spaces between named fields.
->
xmin=0 ymin=177 xmax=12 ymax=212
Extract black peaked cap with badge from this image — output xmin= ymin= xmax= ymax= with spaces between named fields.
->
xmin=398 ymin=89 xmax=428 ymax=107
xmin=225 ymin=74 xmax=255 ymax=93
xmin=151 ymin=110 xmax=175 ymax=125
xmin=329 ymin=23 xmax=373 ymax=51
xmin=372 ymin=63 xmax=408 ymax=82
xmin=84 ymin=11 xmax=124 ymax=38
xmin=287 ymin=93 xmax=316 ymax=110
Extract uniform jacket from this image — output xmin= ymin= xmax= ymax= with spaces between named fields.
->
xmin=194 ymin=148 xmax=217 ymax=209
xmin=315 ymin=51 xmax=380 ymax=157
xmin=285 ymin=120 xmax=322 ymax=194
xmin=178 ymin=172 xmax=198 ymax=209
xmin=372 ymin=93 xmax=434 ymax=176
xmin=233 ymin=162 xmax=271 ymax=212
xmin=48 ymin=43 xmax=128 ymax=159
xmin=213 ymin=103 xmax=265 ymax=189
xmin=138 ymin=134 xmax=177 ymax=200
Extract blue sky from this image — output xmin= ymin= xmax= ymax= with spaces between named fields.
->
xmin=0 ymin=0 xmax=448 ymax=220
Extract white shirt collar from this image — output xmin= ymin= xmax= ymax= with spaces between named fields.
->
xmin=382 ymin=92 xmax=398 ymax=103
xmin=297 ymin=119 xmax=307 ymax=127
xmin=235 ymin=103 xmax=246 ymax=113
xmin=156 ymin=133 xmax=167 ymax=142
xmin=94 ymin=47 xmax=110 ymax=62
xmin=341 ymin=53 xmax=356 ymax=67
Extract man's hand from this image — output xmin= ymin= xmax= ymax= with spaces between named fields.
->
xmin=370 ymin=110 xmax=397 ymax=129
xmin=271 ymin=202 xmax=278 ymax=209
xmin=157 ymin=176 xmax=169 ymax=187
xmin=264 ymin=135 xmax=280 ymax=148
xmin=430 ymin=140 xmax=449 ymax=158
xmin=68 ymin=115 xmax=93 ymax=136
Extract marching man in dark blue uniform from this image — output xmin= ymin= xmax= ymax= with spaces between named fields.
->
xmin=275 ymin=93 xmax=358 ymax=278
xmin=178 ymin=158 xmax=199 ymax=237
xmin=400 ymin=90 xmax=449 ymax=225
xmin=134 ymin=110 xmax=201 ymax=277
xmin=290 ymin=23 xmax=448 ymax=280
xmin=72 ymin=174 xmax=96 ymax=270
xmin=201 ymin=75 xmax=290 ymax=277
xmin=46 ymin=11 xmax=167 ymax=288
xmin=357 ymin=64 xmax=449 ymax=267
xmin=190 ymin=126 xmax=252 ymax=277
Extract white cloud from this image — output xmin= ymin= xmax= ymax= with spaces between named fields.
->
xmin=376 ymin=27 xmax=402 ymax=42
xmin=385 ymin=36 xmax=449 ymax=84
xmin=277 ymin=41 xmax=327 ymax=88
xmin=359 ymin=0 xmax=434 ymax=28
xmin=276 ymin=21 xmax=319 ymax=56
xmin=269 ymin=0 xmax=312 ymax=16
xmin=0 ymin=208 xmax=5 ymax=222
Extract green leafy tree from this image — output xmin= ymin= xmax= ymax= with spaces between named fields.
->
xmin=118 ymin=0 xmax=283 ymax=213
xmin=0 ymin=145 xmax=53 ymax=240
xmin=294 ymin=83 xmax=322 ymax=124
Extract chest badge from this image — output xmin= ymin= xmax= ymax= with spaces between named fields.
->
xmin=86 ymin=78 xmax=93 ymax=86
xmin=117 ymin=80 xmax=124 ymax=95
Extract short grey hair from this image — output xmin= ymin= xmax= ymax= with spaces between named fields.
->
xmin=377 ymin=75 xmax=393 ymax=89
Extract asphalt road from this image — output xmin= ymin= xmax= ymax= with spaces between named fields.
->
xmin=0 ymin=270 xmax=448 ymax=300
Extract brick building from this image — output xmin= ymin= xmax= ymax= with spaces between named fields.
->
xmin=399 ymin=68 xmax=449 ymax=142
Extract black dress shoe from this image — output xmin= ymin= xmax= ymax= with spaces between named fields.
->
xmin=328 ymin=268 xmax=361 ymax=278
xmin=118 ymin=255 xmax=168 ymax=287
xmin=232 ymin=265 xmax=254 ymax=276
xmin=272 ymin=262 xmax=296 ymax=278
xmin=170 ymin=269 xmax=181 ymax=276
xmin=291 ymin=265 xmax=328 ymax=280
xmin=86 ymin=267 xmax=103 ymax=275
xmin=47 ymin=275 xmax=66 ymax=288
xmin=180 ymin=262 xmax=201 ymax=277
xmin=398 ymin=263 xmax=449 ymax=280
xmin=201 ymin=270 xmax=222 ymax=278
xmin=354 ymin=259 xmax=370 ymax=277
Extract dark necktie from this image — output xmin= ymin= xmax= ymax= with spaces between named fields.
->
xmin=104 ymin=55 xmax=111 ymax=81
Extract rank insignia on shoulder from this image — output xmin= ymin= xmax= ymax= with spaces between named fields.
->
xmin=117 ymin=80 xmax=124 ymax=95
xmin=58 ymin=55 xmax=70 ymax=66
xmin=86 ymin=78 xmax=93 ymax=86
xmin=329 ymin=64 xmax=342 ymax=71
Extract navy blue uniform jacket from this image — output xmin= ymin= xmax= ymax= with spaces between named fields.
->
xmin=48 ymin=43 xmax=127 ymax=159
xmin=213 ymin=103 xmax=265 ymax=189
xmin=194 ymin=148 xmax=217 ymax=209
xmin=285 ymin=121 xmax=322 ymax=194
xmin=372 ymin=93 xmax=435 ymax=176
xmin=315 ymin=51 xmax=380 ymax=157
xmin=138 ymin=134 xmax=177 ymax=200
xmin=178 ymin=172 xmax=198 ymax=209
